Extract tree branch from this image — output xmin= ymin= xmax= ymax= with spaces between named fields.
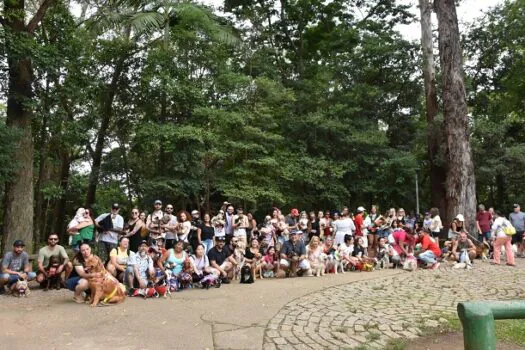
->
xmin=27 ymin=0 xmax=54 ymax=34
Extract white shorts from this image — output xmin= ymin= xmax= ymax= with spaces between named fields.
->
xmin=279 ymin=259 xmax=310 ymax=270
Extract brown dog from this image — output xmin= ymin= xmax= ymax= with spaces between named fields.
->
xmin=84 ymin=256 xmax=126 ymax=307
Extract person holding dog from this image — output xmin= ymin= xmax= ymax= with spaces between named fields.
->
xmin=207 ymin=236 xmax=235 ymax=283
xmin=0 ymin=240 xmax=37 ymax=294
xmin=65 ymin=242 xmax=103 ymax=303
xmin=36 ymin=233 xmax=70 ymax=288
xmin=280 ymin=231 xmax=310 ymax=277
xmin=95 ymin=204 xmax=124 ymax=263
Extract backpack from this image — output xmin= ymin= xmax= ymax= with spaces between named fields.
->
xmin=502 ymin=219 xmax=516 ymax=236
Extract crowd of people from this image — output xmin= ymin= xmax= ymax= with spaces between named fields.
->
xmin=1 ymin=200 xmax=523 ymax=303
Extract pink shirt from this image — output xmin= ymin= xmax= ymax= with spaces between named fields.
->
xmin=392 ymin=230 xmax=415 ymax=254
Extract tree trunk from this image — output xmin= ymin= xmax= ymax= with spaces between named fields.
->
xmin=85 ymin=58 xmax=126 ymax=207
xmin=435 ymin=0 xmax=477 ymax=236
xmin=419 ymin=0 xmax=447 ymax=218
xmin=1 ymin=0 xmax=35 ymax=254
xmin=52 ymin=151 xmax=71 ymax=242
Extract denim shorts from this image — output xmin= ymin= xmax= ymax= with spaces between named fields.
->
xmin=65 ymin=276 xmax=82 ymax=291
xmin=1 ymin=272 xmax=36 ymax=286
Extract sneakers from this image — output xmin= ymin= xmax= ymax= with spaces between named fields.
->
xmin=221 ymin=278 xmax=231 ymax=284
xmin=430 ymin=262 xmax=440 ymax=270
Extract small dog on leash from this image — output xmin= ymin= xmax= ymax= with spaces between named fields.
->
xmin=239 ymin=265 xmax=254 ymax=284
xmin=14 ymin=278 xmax=30 ymax=297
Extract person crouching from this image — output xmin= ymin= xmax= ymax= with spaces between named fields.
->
xmin=279 ymin=230 xmax=310 ymax=277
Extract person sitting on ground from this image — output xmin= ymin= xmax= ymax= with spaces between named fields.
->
xmin=0 ymin=240 xmax=37 ymax=294
xmin=448 ymin=214 xmax=465 ymax=241
xmin=279 ymin=231 xmax=310 ymax=277
xmin=491 ymin=211 xmax=516 ymax=266
xmin=190 ymin=244 xmax=212 ymax=282
xmin=389 ymin=227 xmax=417 ymax=266
xmin=322 ymin=236 xmax=336 ymax=272
xmin=339 ymin=235 xmax=357 ymax=266
xmin=351 ymin=237 xmax=376 ymax=266
xmin=244 ymin=238 xmax=262 ymax=272
xmin=65 ymin=242 xmax=101 ymax=304
xmin=158 ymin=240 xmax=187 ymax=278
xmin=126 ymin=241 xmax=155 ymax=289
xmin=450 ymin=231 xmax=477 ymax=264
xmin=36 ymin=233 xmax=70 ymax=288
xmin=107 ymin=237 xmax=130 ymax=282
xmin=415 ymin=228 xmax=441 ymax=269
xmin=306 ymin=236 xmax=323 ymax=275
xmin=207 ymin=236 xmax=235 ymax=283
xmin=260 ymin=246 xmax=279 ymax=278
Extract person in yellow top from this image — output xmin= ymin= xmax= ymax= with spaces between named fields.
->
xmin=107 ymin=237 xmax=130 ymax=282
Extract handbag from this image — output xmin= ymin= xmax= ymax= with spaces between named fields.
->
xmin=502 ymin=219 xmax=516 ymax=236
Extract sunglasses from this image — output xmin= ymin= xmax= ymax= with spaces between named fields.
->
xmin=132 ymin=211 xmax=139 ymax=214
xmin=166 ymin=208 xmax=173 ymax=210
xmin=49 ymin=238 xmax=58 ymax=241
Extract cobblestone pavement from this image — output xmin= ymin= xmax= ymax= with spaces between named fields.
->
xmin=263 ymin=262 xmax=525 ymax=349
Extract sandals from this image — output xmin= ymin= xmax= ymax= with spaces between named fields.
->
xmin=72 ymin=297 xmax=85 ymax=304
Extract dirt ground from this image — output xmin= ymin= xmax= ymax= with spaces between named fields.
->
xmin=0 ymin=269 xmax=401 ymax=350
xmin=407 ymin=332 xmax=524 ymax=350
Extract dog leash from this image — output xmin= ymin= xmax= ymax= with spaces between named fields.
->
xmin=103 ymin=285 xmax=119 ymax=304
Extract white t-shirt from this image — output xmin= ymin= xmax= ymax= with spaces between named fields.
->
xmin=430 ymin=215 xmax=443 ymax=233
xmin=492 ymin=217 xmax=511 ymax=239
xmin=334 ymin=218 xmax=355 ymax=235
xmin=233 ymin=215 xmax=249 ymax=237
xmin=96 ymin=213 xmax=124 ymax=244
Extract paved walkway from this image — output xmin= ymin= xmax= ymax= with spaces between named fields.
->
xmin=1 ymin=262 xmax=524 ymax=349
xmin=263 ymin=262 xmax=525 ymax=350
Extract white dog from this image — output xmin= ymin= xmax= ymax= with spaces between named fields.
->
xmin=402 ymin=254 xmax=417 ymax=272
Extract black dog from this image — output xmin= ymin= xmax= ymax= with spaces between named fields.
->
xmin=44 ymin=256 xmax=62 ymax=291
xmin=240 ymin=265 xmax=254 ymax=284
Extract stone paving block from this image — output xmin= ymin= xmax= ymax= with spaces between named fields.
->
xmin=273 ymin=337 xmax=288 ymax=345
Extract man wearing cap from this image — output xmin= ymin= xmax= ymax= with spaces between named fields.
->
xmin=285 ymin=209 xmax=300 ymax=233
xmin=509 ymin=204 xmax=525 ymax=257
xmin=0 ymin=240 xmax=37 ymax=294
xmin=207 ymin=236 xmax=235 ymax=283
xmin=126 ymin=241 xmax=155 ymax=289
xmin=280 ymin=231 xmax=310 ymax=277
xmin=95 ymin=204 xmax=124 ymax=263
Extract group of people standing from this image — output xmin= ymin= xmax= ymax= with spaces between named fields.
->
xmin=1 ymin=200 xmax=523 ymax=300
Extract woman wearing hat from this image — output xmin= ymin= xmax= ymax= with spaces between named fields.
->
xmin=449 ymin=214 xmax=466 ymax=240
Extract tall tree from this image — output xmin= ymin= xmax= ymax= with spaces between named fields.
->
xmin=435 ymin=0 xmax=477 ymax=234
xmin=419 ymin=0 xmax=446 ymax=216
xmin=1 ymin=0 xmax=54 ymax=253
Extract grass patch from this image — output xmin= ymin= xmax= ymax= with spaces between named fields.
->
xmin=366 ymin=332 xmax=380 ymax=341
xmin=494 ymin=320 xmax=525 ymax=345
xmin=352 ymin=345 xmax=369 ymax=350
xmin=384 ymin=338 xmax=407 ymax=350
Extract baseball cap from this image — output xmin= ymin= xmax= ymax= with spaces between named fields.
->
xmin=513 ymin=204 xmax=520 ymax=208
xmin=154 ymin=200 xmax=162 ymax=205
xmin=291 ymin=208 xmax=299 ymax=216
xmin=290 ymin=230 xmax=301 ymax=235
xmin=191 ymin=210 xmax=199 ymax=215
xmin=13 ymin=240 xmax=25 ymax=247
xmin=216 ymin=236 xmax=226 ymax=241
xmin=357 ymin=206 xmax=365 ymax=212
xmin=139 ymin=240 xmax=148 ymax=246
xmin=455 ymin=214 xmax=465 ymax=222
xmin=112 ymin=203 xmax=119 ymax=209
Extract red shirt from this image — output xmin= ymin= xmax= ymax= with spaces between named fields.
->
xmin=476 ymin=211 xmax=492 ymax=233
xmin=418 ymin=234 xmax=441 ymax=257
xmin=354 ymin=214 xmax=364 ymax=237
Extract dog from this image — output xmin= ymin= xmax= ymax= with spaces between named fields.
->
xmin=402 ymin=254 xmax=417 ymax=272
xmin=84 ymin=256 xmax=126 ymax=307
xmin=312 ymin=254 xmax=326 ymax=277
xmin=233 ymin=248 xmax=245 ymax=281
xmin=129 ymin=287 xmax=159 ymax=298
xmin=44 ymin=256 xmax=62 ymax=291
xmin=200 ymin=274 xmax=221 ymax=289
xmin=13 ymin=278 xmax=30 ymax=297
xmin=375 ymin=251 xmax=390 ymax=270
xmin=239 ymin=265 xmax=254 ymax=284
xmin=453 ymin=249 xmax=473 ymax=269
xmin=333 ymin=250 xmax=346 ymax=274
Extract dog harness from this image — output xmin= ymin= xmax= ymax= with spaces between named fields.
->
xmin=103 ymin=285 xmax=119 ymax=304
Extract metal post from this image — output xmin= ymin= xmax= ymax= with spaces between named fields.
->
xmin=415 ymin=172 xmax=420 ymax=215
xmin=457 ymin=301 xmax=525 ymax=350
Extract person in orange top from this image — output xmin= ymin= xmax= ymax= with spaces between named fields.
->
xmin=416 ymin=227 xmax=441 ymax=269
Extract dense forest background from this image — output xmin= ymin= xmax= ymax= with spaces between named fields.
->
xmin=0 ymin=0 xmax=524 ymax=251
